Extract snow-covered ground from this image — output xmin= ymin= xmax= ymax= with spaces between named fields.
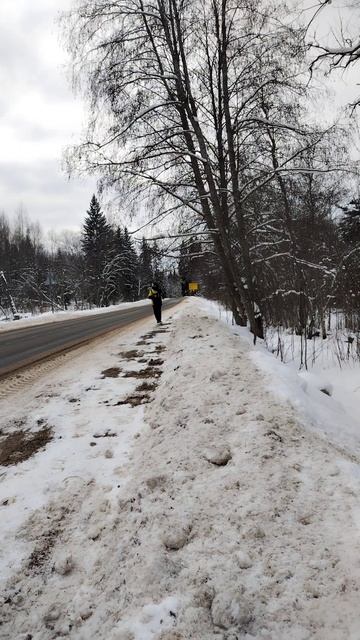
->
xmin=1 ymin=298 xmax=360 ymax=639
xmin=200 ymin=300 xmax=360 ymax=460
xmin=0 ymin=299 xmax=151 ymax=333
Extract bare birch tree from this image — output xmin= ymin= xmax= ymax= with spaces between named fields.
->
xmin=64 ymin=0 xmax=350 ymax=338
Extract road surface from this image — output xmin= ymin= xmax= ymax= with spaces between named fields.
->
xmin=0 ymin=299 xmax=180 ymax=377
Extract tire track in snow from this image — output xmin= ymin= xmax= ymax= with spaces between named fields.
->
xmin=0 ymin=348 xmax=86 ymax=400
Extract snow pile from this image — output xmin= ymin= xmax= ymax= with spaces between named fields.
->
xmin=1 ymin=300 xmax=360 ymax=638
xmin=196 ymin=298 xmax=360 ymax=460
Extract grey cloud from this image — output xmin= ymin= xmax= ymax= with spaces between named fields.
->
xmin=0 ymin=3 xmax=73 ymax=117
xmin=0 ymin=159 xmax=97 ymax=230
xmin=5 ymin=120 xmax=58 ymax=142
xmin=0 ymin=1 xmax=96 ymax=231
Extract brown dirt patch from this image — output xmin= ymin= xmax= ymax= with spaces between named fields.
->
xmin=101 ymin=366 xmax=121 ymax=378
xmin=123 ymin=367 xmax=161 ymax=379
xmin=148 ymin=358 xmax=164 ymax=366
xmin=120 ymin=349 xmax=142 ymax=360
xmin=136 ymin=381 xmax=158 ymax=393
xmin=26 ymin=502 xmax=71 ymax=573
xmin=0 ymin=425 xmax=53 ymax=467
xmin=27 ymin=528 xmax=60 ymax=572
xmin=137 ymin=357 xmax=164 ymax=366
xmin=115 ymin=394 xmax=151 ymax=407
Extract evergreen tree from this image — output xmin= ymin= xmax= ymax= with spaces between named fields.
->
xmin=178 ymin=237 xmax=221 ymax=298
xmin=164 ymin=269 xmax=180 ymax=297
xmin=123 ymin=228 xmax=138 ymax=300
xmin=339 ymin=200 xmax=360 ymax=245
xmin=114 ymin=226 xmax=138 ymax=301
xmin=138 ymin=237 xmax=153 ymax=298
xmin=151 ymin=241 xmax=165 ymax=293
xmin=178 ymin=238 xmax=203 ymax=283
xmin=81 ymin=194 xmax=114 ymax=306
xmin=178 ymin=241 xmax=190 ymax=282
xmin=337 ymin=199 xmax=360 ymax=325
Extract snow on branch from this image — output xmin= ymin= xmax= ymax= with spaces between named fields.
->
xmin=144 ymin=231 xmax=218 ymax=241
xmin=311 ymin=38 xmax=360 ymax=70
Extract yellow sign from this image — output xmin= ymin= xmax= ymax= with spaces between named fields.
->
xmin=188 ymin=282 xmax=199 ymax=292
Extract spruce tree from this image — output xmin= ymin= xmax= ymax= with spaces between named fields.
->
xmin=178 ymin=238 xmax=202 ymax=282
xmin=138 ymin=237 xmax=153 ymax=298
xmin=339 ymin=200 xmax=360 ymax=245
xmin=338 ymin=199 xmax=360 ymax=322
xmin=114 ymin=226 xmax=138 ymax=301
xmin=81 ymin=195 xmax=113 ymax=306
xmin=151 ymin=241 xmax=165 ymax=293
xmin=178 ymin=240 xmax=190 ymax=281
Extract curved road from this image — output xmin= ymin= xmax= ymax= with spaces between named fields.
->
xmin=0 ymin=299 xmax=180 ymax=378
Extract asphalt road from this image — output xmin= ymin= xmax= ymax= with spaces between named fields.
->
xmin=0 ymin=299 xmax=180 ymax=378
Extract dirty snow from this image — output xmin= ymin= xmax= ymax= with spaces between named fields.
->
xmin=1 ymin=298 xmax=360 ymax=639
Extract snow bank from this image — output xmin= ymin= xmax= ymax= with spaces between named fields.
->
xmin=1 ymin=299 xmax=360 ymax=638
xmin=195 ymin=297 xmax=360 ymax=459
xmin=0 ymin=299 xmax=150 ymax=333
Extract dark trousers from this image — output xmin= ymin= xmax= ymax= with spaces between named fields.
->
xmin=153 ymin=302 xmax=162 ymax=323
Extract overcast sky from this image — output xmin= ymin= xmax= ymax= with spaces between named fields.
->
xmin=0 ymin=0 xmax=358 ymax=234
xmin=0 ymin=0 xmax=97 ymax=232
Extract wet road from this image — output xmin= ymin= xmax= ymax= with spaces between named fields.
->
xmin=0 ymin=299 xmax=180 ymax=377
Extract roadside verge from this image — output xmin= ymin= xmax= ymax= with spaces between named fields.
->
xmin=1 ymin=300 xmax=360 ymax=639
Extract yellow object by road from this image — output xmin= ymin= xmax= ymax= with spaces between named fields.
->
xmin=188 ymin=282 xmax=199 ymax=293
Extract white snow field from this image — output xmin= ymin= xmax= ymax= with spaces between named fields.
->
xmin=1 ymin=298 xmax=360 ymax=639
xmin=200 ymin=299 xmax=360 ymax=459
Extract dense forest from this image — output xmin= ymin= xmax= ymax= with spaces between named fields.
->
xmin=0 ymin=195 xmax=178 ymax=316
xmin=1 ymin=192 xmax=360 ymax=341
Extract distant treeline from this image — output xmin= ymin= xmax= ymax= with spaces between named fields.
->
xmin=0 ymin=195 xmax=178 ymax=316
